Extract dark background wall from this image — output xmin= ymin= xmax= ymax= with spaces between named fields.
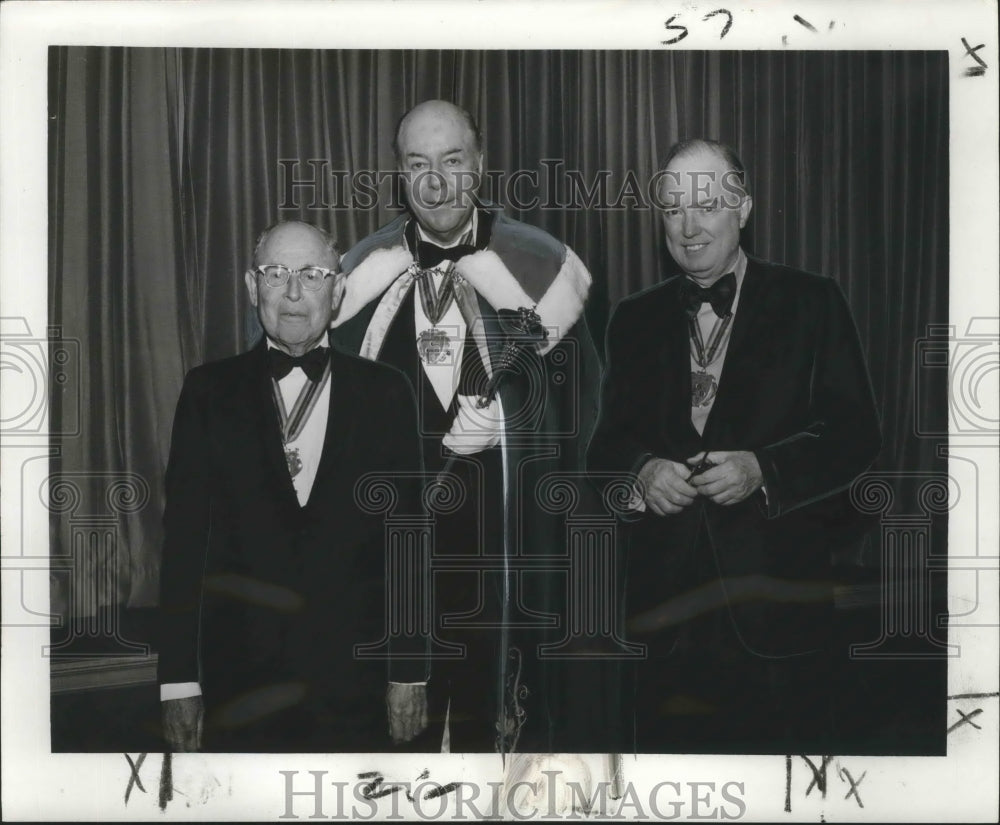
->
xmin=47 ymin=47 xmax=947 ymax=614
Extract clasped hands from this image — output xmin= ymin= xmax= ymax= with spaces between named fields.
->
xmin=637 ymin=450 xmax=763 ymax=515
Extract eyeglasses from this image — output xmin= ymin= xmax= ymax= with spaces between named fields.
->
xmin=252 ymin=264 xmax=337 ymax=291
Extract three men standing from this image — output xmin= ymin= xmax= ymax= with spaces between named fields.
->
xmin=159 ymin=124 xmax=879 ymax=756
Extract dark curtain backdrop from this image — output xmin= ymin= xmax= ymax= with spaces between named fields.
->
xmin=48 ymin=48 xmax=948 ymax=612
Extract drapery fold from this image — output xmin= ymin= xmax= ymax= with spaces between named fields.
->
xmin=49 ymin=48 xmax=948 ymax=611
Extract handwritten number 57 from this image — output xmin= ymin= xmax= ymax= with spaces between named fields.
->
xmin=662 ymin=10 xmax=733 ymax=45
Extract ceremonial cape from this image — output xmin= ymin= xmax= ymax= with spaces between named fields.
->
xmin=331 ymin=210 xmax=603 ymax=750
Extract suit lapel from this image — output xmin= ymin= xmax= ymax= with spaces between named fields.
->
xmin=246 ymin=341 xmax=302 ymax=511
xmin=702 ymin=257 xmax=771 ymax=443
xmin=309 ymin=346 xmax=355 ymax=500
xmin=658 ymin=278 xmax=701 ymax=446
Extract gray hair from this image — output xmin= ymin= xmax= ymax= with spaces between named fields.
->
xmin=250 ymin=220 xmax=341 ymax=268
xmin=662 ymin=138 xmax=750 ymax=198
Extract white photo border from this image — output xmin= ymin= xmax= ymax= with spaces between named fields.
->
xmin=1 ymin=0 xmax=998 ymax=821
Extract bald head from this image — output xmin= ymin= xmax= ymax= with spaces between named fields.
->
xmin=252 ymin=220 xmax=339 ymax=270
xmin=393 ymin=100 xmax=483 ymax=164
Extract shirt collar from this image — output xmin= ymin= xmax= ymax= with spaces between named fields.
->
xmin=264 ymin=337 xmax=328 ymax=354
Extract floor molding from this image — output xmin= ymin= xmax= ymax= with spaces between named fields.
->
xmin=50 ymin=654 xmax=158 ymax=694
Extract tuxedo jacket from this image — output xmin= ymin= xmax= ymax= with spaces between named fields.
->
xmin=157 ymin=340 xmax=426 ymax=750
xmin=587 ymin=256 xmax=882 ymax=657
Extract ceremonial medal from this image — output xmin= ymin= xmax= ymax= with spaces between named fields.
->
xmin=414 ymin=264 xmax=458 ymax=364
xmin=417 ymin=327 xmax=452 ymax=365
xmin=285 ymin=446 xmax=303 ymax=478
xmin=411 ymin=226 xmax=475 ymax=368
xmin=270 ymin=356 xmax=332 ymax=482
xmin=688 ymin=310 xmax=733 ymax=408
xmin=691 ymin=370 xmax=719 ymax=407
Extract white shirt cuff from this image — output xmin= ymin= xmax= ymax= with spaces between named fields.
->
xmin=160 ymin=682 xmax=202 ymax=701
xmin=441 ymin=394 xmax=502 ymax=455
xmin=628 ymin=482 xmax=647 ymax=513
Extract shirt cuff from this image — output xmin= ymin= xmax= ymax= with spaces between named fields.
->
xmin=160 ymin=682 xmax=202 ymax=701
xmin=626 ymin=453 xmax=654 ymax=513
xmin=627 ymin=482 xmax=647 ymax=513
xmin=441 ymin=394 xmax=502 ymax=455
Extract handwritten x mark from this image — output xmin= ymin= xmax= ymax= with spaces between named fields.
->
xmin=839 ymin=767 xmax=866 ymax=808
xmin=962 ymin=38 xmax=988 ymax=67
xmin=962 ymin=38 xmax=987 ymax=76
xmin=123 ymin=752 xmax=147 ymax=805
xmin=800 ymin=755 xmax=832 ymax=797
xmin=947 ymin=707 xmax=983 ymax=734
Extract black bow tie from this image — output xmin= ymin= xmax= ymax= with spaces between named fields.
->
xmin=268 ymin=347 xmax=329 ymax=382
xmin=416 ymin=239 xmax=479 ymax=269
xmin=681 ymin=272 xmax=737 ymax=318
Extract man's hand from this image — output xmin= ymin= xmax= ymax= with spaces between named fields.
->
xmin=687 ymin=450 xmax=763 ymax=505
xmin=386 ymin=683 xmax=428 ymax=744
xmin=637 ymin=458 xmax=699 ymax=515
xmin=162 ymin=695 xmax=203 ymax=752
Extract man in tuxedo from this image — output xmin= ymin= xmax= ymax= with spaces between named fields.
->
xmin=158 ymin=220 xmax=428 ymax=752
xmin=587 ymin=139 xmax=881 ymax=752
xmin=331 ymin=100 xmax=601 ymax=752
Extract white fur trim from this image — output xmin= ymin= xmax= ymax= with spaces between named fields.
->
xmin=332 ymin=246 xmax=413 ymax=327
xmin=534 ymin=246 xmax=592 ymax=355
xmin=454 ymin=251 xmax=534 ymax=313
xmin=455 ymin=246 xmax=591 ymax=355
xmin=334 ymin=240 xmax=593 ymax=356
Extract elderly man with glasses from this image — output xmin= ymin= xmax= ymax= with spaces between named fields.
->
xmin=157 ymin=220 xmax=428 ymax=752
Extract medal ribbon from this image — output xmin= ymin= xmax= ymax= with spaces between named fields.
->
xmin=688 ymin=311 xmax=732 ymax=409
xmin=688 ymin=312 xmax=733 ymax=370
xmin=415 ymin=262 xmax=459 ymax=326
xmin=270 ymin=357 xmax=332 ymax=445
xmin=412 ymin=227 xmax=473 ymax=326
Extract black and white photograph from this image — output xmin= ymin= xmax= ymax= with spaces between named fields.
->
xmin=2 ymin=0 xmax=997 ymax=820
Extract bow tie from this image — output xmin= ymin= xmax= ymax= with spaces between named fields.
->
xmin=416 ymin=239 xmax=479 ymax=269
xmin=681 ymin=272 xmax=737 ymax=318
xmin=268 ymin=347 xmax=329 ymax=382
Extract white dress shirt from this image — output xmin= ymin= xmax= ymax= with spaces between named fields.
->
xmin=413 ymin=214 xmax=475 ymax=412
xmin=689 ymin=249 xmax=747 ymax=434
xmin=413 ymin=213 xmax=503 ymax=455
xmin=270 ymin=344 xmax=332 ymax=506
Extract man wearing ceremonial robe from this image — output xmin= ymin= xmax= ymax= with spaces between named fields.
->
xmin=332 ymin=101 xmax=601 ymax=753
